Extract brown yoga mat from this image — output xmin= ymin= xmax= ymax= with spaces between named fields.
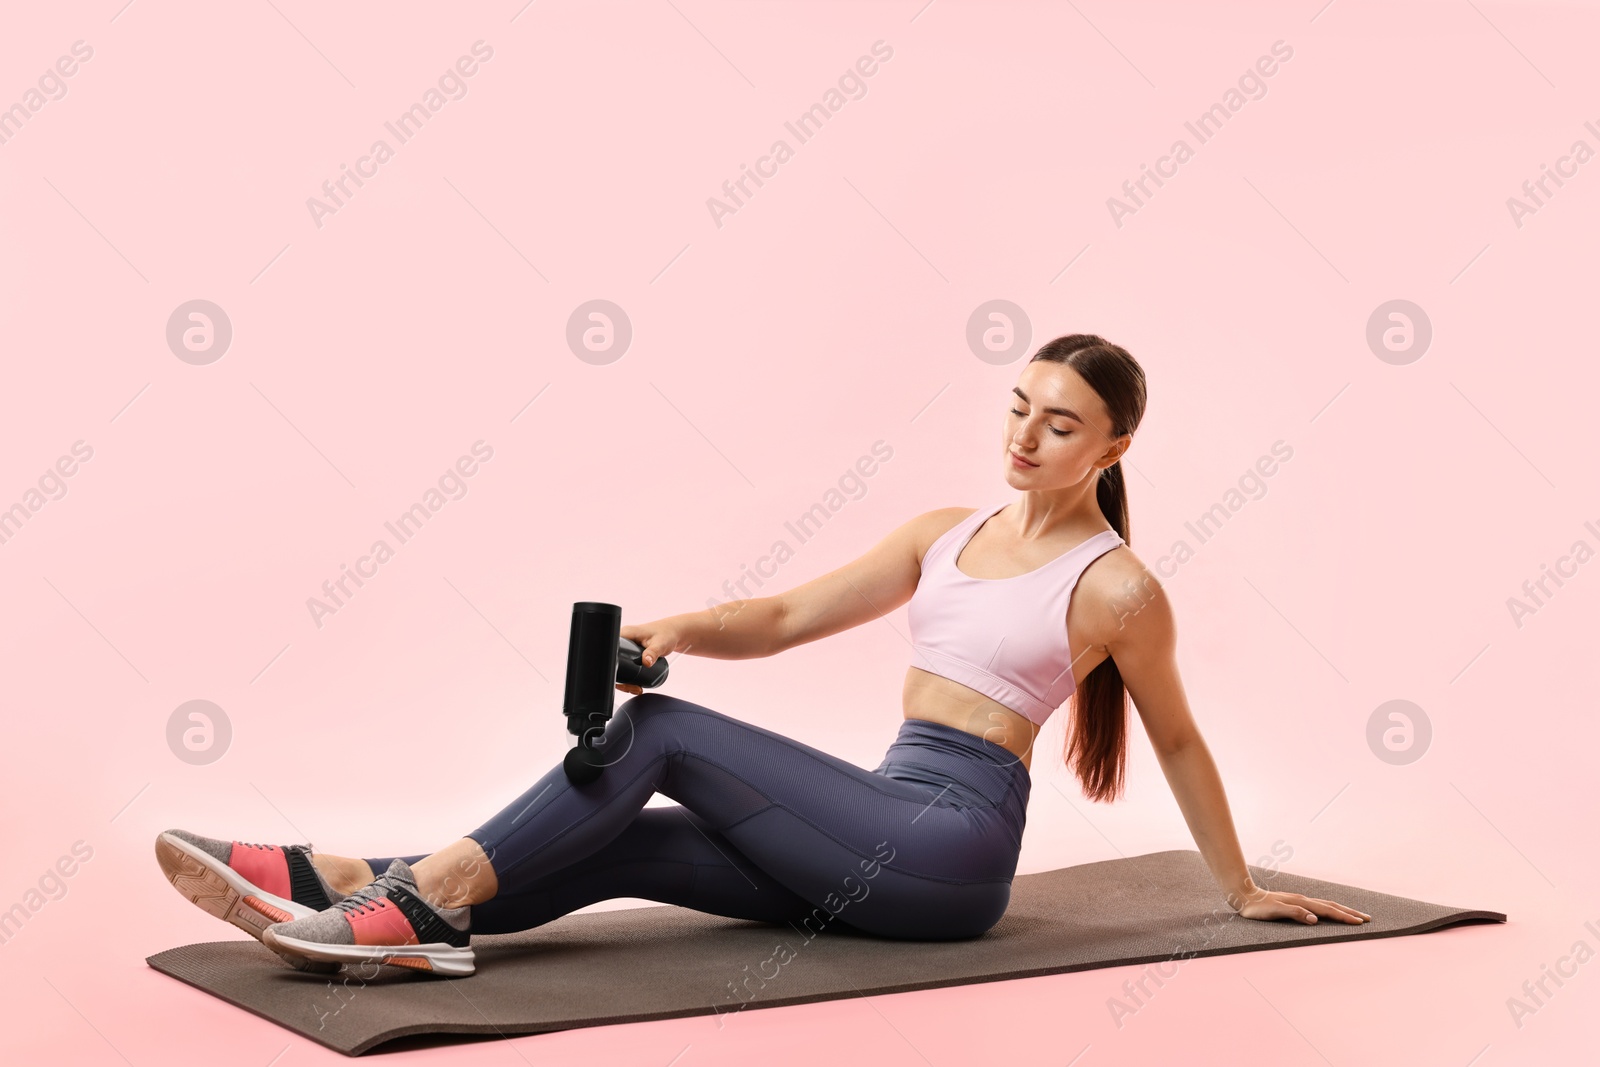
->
xmin=146 ymin=849 xmax=1505 ymax=1056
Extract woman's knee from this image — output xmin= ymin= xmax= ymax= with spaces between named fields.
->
xmin=613 ymin=693 xmax=735 ymax=741
xmin=617 ymin=692 xmax=694 ymax=721
xmin=602 ymin=693 xmax=721 ymax=767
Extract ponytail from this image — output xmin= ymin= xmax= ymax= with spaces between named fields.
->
xmin=1029 ymin=334 xmax=1145 ymax=803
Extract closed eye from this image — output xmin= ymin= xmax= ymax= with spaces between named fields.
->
xmin=1009 ymin=407 xmax=1070 ymax=436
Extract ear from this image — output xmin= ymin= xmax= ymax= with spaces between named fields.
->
xmin=1101 ymin=433 xmax=1132 ymax=466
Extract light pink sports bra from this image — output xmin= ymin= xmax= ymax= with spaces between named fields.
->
xmin=906 ymin=501 xmax=1125 ymax=726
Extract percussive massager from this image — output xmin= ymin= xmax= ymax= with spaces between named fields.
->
xmin=562 ymin=601 xmax=669 ymax=784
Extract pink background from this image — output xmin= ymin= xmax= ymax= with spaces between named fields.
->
xmin=3 ymin=0 xmax=1596 ymax=1063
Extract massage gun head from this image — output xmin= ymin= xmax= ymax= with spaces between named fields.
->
xmin=563 ymin=744 xmax=606 ymax=785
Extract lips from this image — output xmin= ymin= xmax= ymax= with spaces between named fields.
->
xmin=1010 ymin=452 xmax=1037 ymax=468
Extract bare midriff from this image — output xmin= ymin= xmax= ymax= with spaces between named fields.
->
xmin=901 ymin=666 xmax=1043 ymax=773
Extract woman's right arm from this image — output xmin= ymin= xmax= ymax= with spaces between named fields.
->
xmin=614 ymin=599 xmax=784 ymax=695
xmin=625 ymin=597 xmax=787 ymax=666
xmin=620 ymin=507 xmax=952 ymax=682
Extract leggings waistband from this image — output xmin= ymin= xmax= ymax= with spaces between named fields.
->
xmin=874 ymin=718 xmax=1032 ymax=812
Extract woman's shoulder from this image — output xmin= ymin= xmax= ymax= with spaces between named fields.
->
xmin=1077 ymin=538 xmax=1159 ymax=596
xmin=912 ymin=504 xmax=988 ymax=540
xmin=1074 ymin=540 xmax=1173 ymax=642
xmin=906 ymin=505 xmax=986 ymax=564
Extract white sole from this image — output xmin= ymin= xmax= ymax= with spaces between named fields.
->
xmin=262 ymin=927 xmax=477 ymax=977
xmin=155 ymin=831 xmax=320 ymax=938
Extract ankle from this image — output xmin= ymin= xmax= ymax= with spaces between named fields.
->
xmin=412 ymin=840 xmax=498 ymax=910
xmin=309 ymin=854 xmax=373 ymax=896
xmin=413 ymin=864 xmax=487 ymax=910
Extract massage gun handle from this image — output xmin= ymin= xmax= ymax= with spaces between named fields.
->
xmin=616 ymin=636 xmax=669 ymax=688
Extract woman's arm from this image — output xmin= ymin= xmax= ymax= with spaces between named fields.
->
xmin=649 ymin=597 xmax=788 ymax=661
xmin=1149 ymin=738 xmax=1254 ymax=908
xmin=1091 ymin=561 xmax=1253 ymax=906
xmin=616 ymin=599 xmax=786 ymax=694
xmin=632 ymin=508 xmax=942 ymax=665
xmin=1090 ymin=556 xmax=1368 ymax=924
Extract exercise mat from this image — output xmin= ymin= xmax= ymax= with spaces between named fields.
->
xmin=146 ymin=849 xmax=1504 ymax=1056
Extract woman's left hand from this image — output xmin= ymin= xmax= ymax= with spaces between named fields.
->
xmin=1234 ymin=887 xmax=1370 ymax=925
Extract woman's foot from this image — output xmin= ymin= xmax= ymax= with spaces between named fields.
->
xmin=155 ymin=830 xmax=360 ymax=946
xmin=262 ymin=858 xmax=475 ymax=977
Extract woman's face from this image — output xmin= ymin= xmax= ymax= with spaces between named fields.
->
xmin=1003 ymin=362 xmax=1127 ymax=488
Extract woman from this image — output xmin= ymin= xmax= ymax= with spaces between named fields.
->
xmin=155 ymin=333 xmax=1369 ymax=978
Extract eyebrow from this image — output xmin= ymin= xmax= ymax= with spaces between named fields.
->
xmin=1012 ymin=387 xmax=1083 ymax=422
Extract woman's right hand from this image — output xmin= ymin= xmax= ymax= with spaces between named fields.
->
xmin=615 ymin=621 xmax=684 ymax=695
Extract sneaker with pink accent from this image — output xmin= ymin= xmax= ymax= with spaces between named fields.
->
xmin=155 ymin=829 xmax=350 ymax=945
xmin=262 ymin=858 xmax=474 ymax=977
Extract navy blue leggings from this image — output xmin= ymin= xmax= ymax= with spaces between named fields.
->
xmin=362 ymin=693 xmax=1032 ymax=940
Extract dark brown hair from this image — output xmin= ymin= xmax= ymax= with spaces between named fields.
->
xmin=1028 ymin=334 xmax=1147 ymax=803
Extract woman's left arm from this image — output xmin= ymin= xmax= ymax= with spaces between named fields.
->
xmin=1091 ymin=558 xmax=1369 ymax=925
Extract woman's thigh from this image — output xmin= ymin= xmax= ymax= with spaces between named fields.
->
xmin=597 ymin=694 xmax=1021 ymax=939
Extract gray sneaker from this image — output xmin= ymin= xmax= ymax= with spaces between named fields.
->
xmin=261 ymin=858 xmax=474 ymax=977
xmin=155 ymin=830 xmax=349 ymax=934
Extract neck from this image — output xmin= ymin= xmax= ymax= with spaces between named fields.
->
xmin=1007 ymin=482 xmax=1107 ymax=541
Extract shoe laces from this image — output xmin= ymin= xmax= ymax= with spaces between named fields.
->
xmin=333 ymin=875 xmax=406 ymax=916
xmin=236 ymin=840 xmax=314 ymax=853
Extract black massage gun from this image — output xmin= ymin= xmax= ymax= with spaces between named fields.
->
xmin=562 ymin=601 xmax=669 ymax=784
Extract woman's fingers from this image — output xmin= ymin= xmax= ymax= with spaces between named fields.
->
xmin=1244 ymin=891 xmax=1371 ymax=924
xmin=620 ymin=624 xmax=667 ymax=668
xmin=1302 ymin=895 xmax=1370 ymax=923
xmin=1310 ymin=896 xmax=1370 ymax=923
